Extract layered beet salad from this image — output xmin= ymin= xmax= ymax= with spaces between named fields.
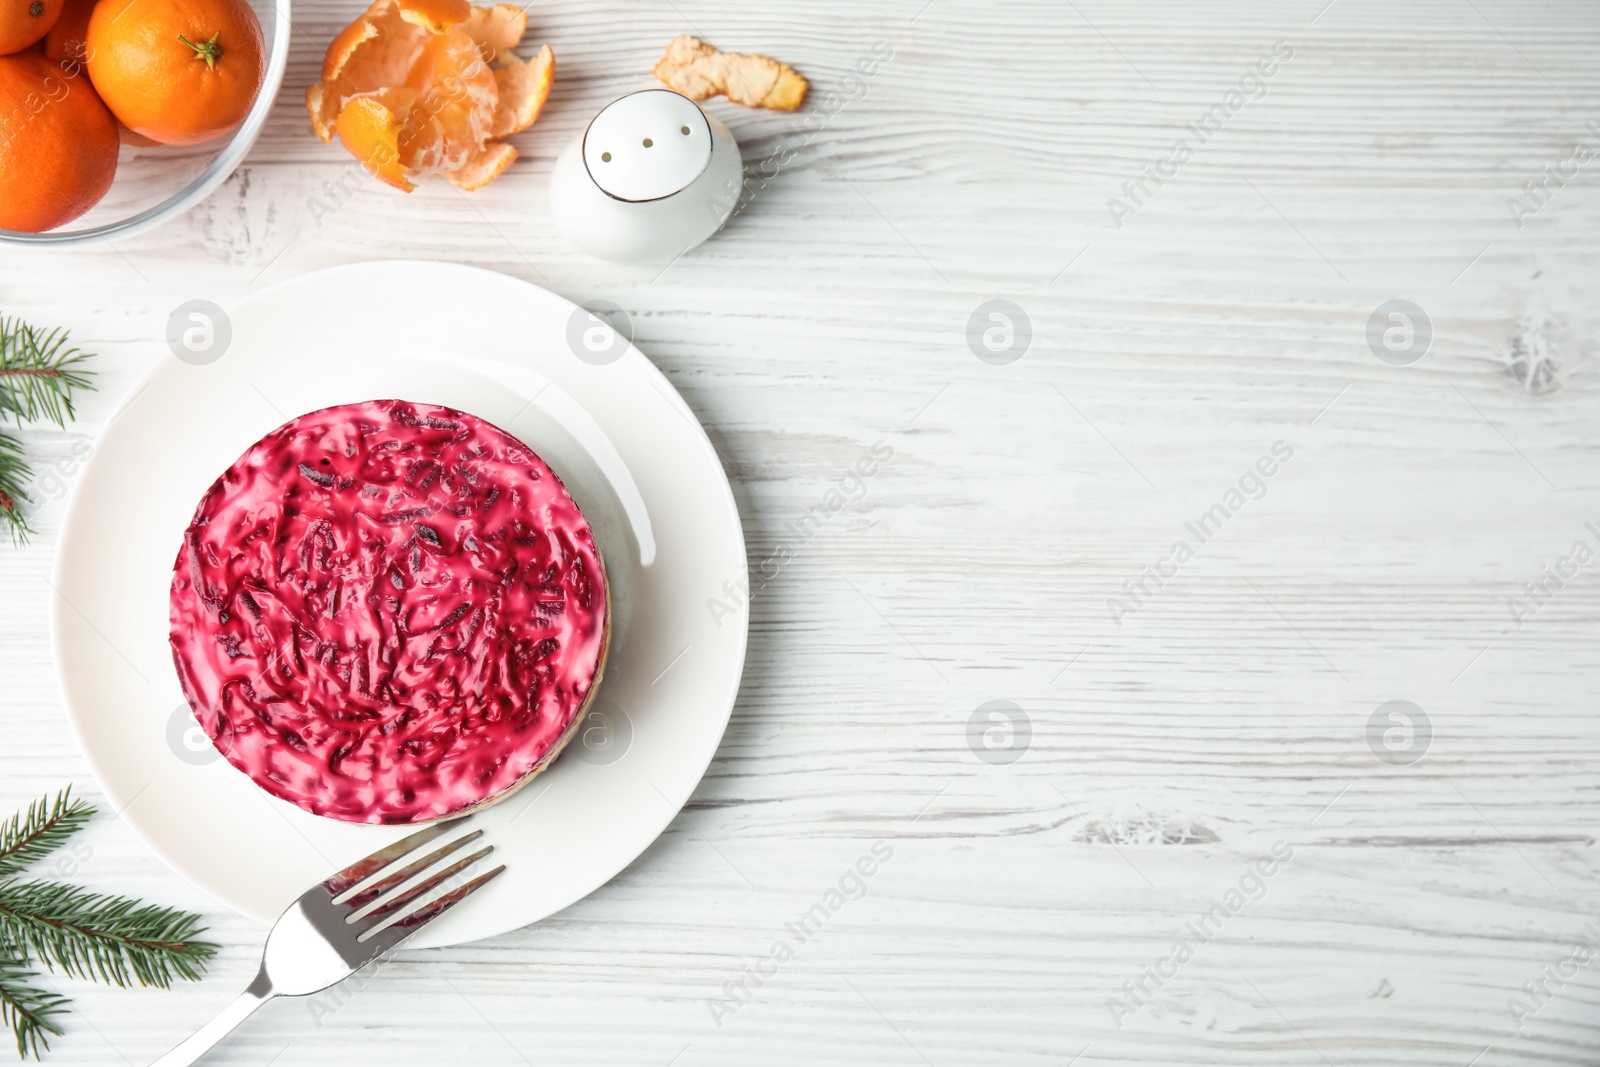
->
xmin=169 ymin=399 xmax=608 ymax=824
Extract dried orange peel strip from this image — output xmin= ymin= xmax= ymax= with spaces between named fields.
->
xmin=653 ymin=33 xmax=808 ymax=111
xmin=305 ymin=0 xmax=553 ymax=192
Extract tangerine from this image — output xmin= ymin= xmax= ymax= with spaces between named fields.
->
xmin=0 ymin=0 xmax=63 ymax=55
xmin=86 ymin=0 xmax=262 ymax=145
xmin=0 ymin=51 xmax=117 ymax=231
xmin=42 ymin=0 xmax=92 ymax=62
xmin=305 ymin=0 xmax=550 ymax=192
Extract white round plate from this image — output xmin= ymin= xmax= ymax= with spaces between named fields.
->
xmin=51 ymin=261 xmax=748 ymax=948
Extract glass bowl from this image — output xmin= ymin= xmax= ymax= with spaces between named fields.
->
xmin=0 ymin=0 xmax=290 ymax=248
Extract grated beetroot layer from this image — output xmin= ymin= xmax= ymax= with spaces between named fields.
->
xmin=169 ymin=399 xmax=607 ymax=824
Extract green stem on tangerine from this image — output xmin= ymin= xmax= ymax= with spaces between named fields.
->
xmin=178 ymin=32 xmax=224 ymax=70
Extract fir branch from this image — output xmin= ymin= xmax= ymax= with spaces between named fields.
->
xmin=0 ymin=320 xmax=94 ymax=429
xmin=0 ymin=432 xmax=29 ymax=545
xmin=0 ymin=790 xmax=214 ymax=1056
xmin=0 ymin=792 xmax=94 ymax=882
xmin=0 ymin=883 xmax=217 ymax=991
xmin=0 ymin=951 xmax=67 ymax=1061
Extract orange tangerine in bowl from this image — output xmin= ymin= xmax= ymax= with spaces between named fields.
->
xmin=42 ymin=0 xmax=92 ymax=61
xmin=0 ymin=51 xmax=118 ymax=232
xmin=0 ymin=0 xmax=64 ymax=54
xmin=86 ymin=0 xmax=263 ymax=145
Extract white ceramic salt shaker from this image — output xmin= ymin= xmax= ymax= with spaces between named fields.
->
xmin=549 ymin=88 xmax=743 ymax=263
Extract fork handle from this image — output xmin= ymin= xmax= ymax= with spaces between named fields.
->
xmin=150 ymin=969 xmax=274 ymax=1067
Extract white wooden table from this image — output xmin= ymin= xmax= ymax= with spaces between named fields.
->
xmin=3 ymin=0 xmax=1598 ymax=1063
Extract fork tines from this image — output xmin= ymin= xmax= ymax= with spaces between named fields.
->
xmin=322 ymin=816 xmax=505 ymax=942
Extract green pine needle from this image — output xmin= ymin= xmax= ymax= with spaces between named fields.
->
xmin=0 ymin=952 xmax=67 ymax=1061
xmin=0 ymin=790 xmax=215 ymax=1058
xmin=0 ymin=432 xmax=29 ymax=546
xmin=0 ymin=791 xmax=94 ymax=882
xmin=0 ymin=314 xmax=96 ymax=545
xmin=0 ymin=883 xmax=218 ymax=990
xmin=0 ymin=319 xmax=94 ymax=429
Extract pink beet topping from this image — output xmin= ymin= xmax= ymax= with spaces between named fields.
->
xmin=169 ymin=400 xmax=607 ymax=824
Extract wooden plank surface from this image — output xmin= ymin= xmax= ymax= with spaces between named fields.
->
xmin=2 ymin=0 xmax=1599 ymax=1063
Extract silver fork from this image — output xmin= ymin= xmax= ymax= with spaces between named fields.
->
xmin=151 ymin=816 xmax=503 ymax=1066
